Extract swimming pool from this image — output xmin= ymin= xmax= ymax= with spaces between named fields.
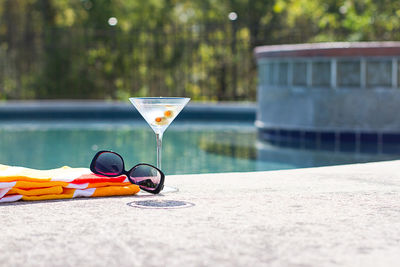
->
xmin=0 ymin=120 xmax=399 ymax=174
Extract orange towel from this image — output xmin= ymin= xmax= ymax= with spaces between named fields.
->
xmin=0 ymin=164 xmax=140 ymax=203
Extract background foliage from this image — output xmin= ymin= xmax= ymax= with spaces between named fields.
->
xmin=1 ymin=0 xmax=399 ymax=101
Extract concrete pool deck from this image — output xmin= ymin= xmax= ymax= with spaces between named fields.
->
xmin=1 ymin=160 xmax=400 ymax=266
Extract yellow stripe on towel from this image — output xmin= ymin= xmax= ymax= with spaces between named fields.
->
xmin=92 ymin=184 xmax=140 ymax=197
xmin=0 ymin=176 xmax=53 ymax=183
xmin=22 ymin=188 xmax=76 ymax=201
xmin=7 ymin=186 xmax=63 ymax=196
xmin=20 ymin=185 xmax=140 ymax=201
xmin=14 ymin=181 xmax=70 ymax=189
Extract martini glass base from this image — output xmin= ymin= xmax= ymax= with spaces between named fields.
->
xmin=162 ymin=185 xmax=179 ymax=194
xmin=136 ymin=185 xmax=179 ymax=196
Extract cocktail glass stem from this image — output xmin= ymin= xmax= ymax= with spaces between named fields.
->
xmin=156 ymin=132 xmax=163 ymax=169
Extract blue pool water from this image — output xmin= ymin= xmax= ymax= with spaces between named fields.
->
xmin=0 ymin=121 xmax=399 ymax=174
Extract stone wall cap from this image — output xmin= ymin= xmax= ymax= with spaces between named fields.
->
xmin=255 ymin=42 xmax=400 ymax=58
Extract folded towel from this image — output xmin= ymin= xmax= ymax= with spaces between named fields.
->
xmin=0 ymin=164 xmax=140 ymax=203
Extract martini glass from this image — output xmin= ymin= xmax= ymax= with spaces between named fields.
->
xmin=129 ymin=97 xmax=190 ymax=191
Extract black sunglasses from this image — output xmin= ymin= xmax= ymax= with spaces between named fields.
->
xmin=90 ymin=150 xmax=165 ymax=194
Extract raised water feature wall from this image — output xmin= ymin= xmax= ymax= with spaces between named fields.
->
xmin=254 ymin=42 xmax=400 ymax=144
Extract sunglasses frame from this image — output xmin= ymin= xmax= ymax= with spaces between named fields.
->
xmin=90 ymin=150 xmax=165 ymax=194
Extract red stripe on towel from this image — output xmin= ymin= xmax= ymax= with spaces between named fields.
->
xmin=71 ymin=173 xmax=127 ymax=184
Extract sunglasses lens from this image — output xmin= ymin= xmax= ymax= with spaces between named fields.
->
xmin=129 ymin=165 xmax=162 ymax=191
xmin=94 ymin=152 xmax=124 ymax=176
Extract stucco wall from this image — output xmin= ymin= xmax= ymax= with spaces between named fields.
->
xmin=255 ymin=42 xmax=400 ymax=137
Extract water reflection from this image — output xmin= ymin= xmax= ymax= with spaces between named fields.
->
xmin=0 ymin=122 xmax=259 ymax=174
xmin=198 ymin=131 xmax=257 ymax=160
xmin=0 ymin=121 xmax=399 ymax=174
xmin=256 ymin=141 xmax=400 ymax=169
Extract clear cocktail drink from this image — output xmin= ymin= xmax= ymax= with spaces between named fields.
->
xmin=129 ymin=97 xmax=190 ymax=191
